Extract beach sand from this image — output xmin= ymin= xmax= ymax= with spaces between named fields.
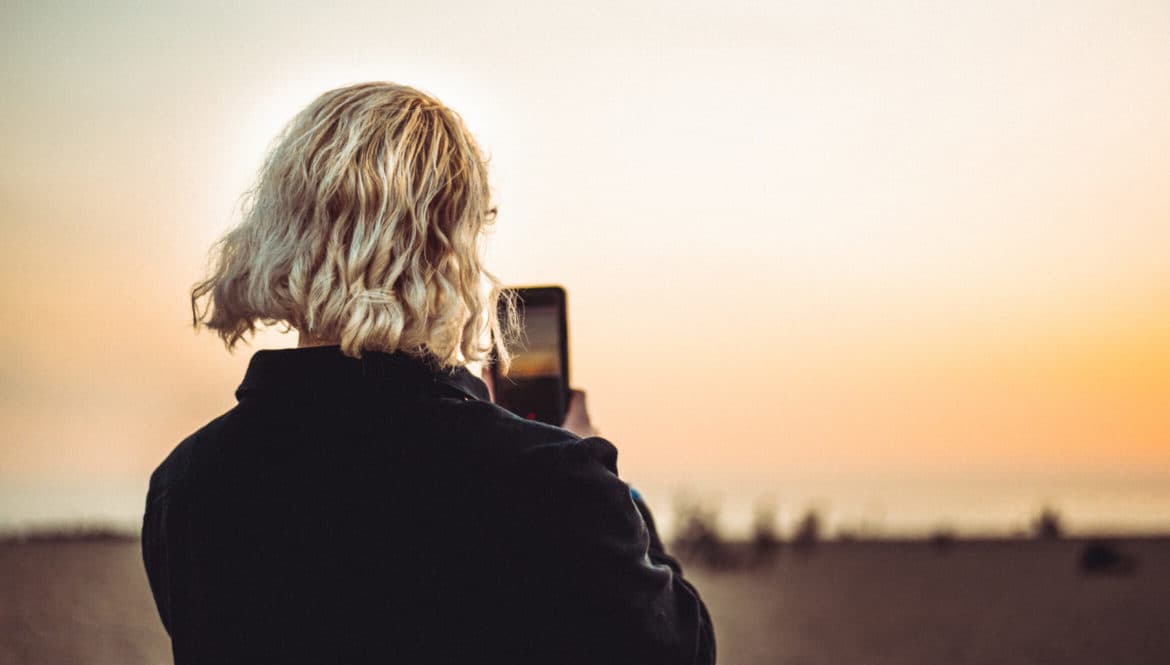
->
xmin=2 ymin=538 xmax=1167 ymax=664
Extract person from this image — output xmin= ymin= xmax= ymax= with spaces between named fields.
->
xmin=141 ymin=81 xmax=716 ymax=665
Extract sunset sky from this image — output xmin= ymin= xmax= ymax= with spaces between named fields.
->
xmin=2 ymin=0 xmax=1168 ymax=536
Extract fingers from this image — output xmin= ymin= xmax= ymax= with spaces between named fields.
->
xmin=568 ymin=389 xmax=586 ymax=412
xmin=562 ymin=388 xmax=596 ymax=438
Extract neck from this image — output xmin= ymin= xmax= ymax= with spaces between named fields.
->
xmin=295 ymin=333 xmax=472 ymax=373
xmin=296 ymin=332 xmax=337 ymax=349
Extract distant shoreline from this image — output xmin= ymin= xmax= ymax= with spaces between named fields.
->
xmin=3 ymin=525 xmax=1169 ymax=546
xmin=0 ymin=525 xmax=139 ymax=545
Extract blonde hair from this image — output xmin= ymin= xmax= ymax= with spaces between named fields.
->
xmin=191 ymin=82 xmax=513 ymax=369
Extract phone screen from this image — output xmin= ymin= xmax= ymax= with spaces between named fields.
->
xmin=493 ymin=288 xmax=568 ymax=426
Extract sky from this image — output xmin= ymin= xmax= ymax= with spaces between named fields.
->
xmin=2 ymin=0 xmax=1168 ymax=536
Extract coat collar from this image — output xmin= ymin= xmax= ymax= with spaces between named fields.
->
xmin=234 ymin=345 xmax=490 ymax=403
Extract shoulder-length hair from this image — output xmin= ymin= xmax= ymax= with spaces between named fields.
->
xmin=191 ymin=82 xmax=512 ymax=369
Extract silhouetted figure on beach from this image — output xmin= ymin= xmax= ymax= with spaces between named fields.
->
xmin=792 ymin=508 xmax=822 ymax=552
xmin=750 ymin=502 xmax=782 ymax=565
xmin=1031 ymin=507 xmax=1064 ymax=541
xmin=673 ymin=500 xmax=731 ymax=569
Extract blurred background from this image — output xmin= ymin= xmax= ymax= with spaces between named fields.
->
xmin=2 ymin=1 xmax=1168 ymax=663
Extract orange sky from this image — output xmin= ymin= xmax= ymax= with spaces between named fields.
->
xmin=2 ymin=0 xmax=1168 ymax=534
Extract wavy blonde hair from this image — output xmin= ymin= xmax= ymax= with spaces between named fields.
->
xmin=191 ymin=82 xmax=512 ymax=368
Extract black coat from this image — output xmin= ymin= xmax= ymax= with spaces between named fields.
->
xmin=142 ymin=345 xmax=716 ymax=664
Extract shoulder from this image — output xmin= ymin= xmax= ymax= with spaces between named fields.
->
xmin=438 ymin=397 xmax=605 ymax=459
xmin=515 ymin=434 xmax=619 ymax=475
xmin=145 ymin=409 xmax=239 ymax=504
xmin=441 ymin=400 xmax=628 ymax=505
xmin=506 ymin=434 xmax=632 ymax=529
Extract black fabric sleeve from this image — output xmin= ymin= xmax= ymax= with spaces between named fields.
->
xmin=140 ymin=433 xmax=199 ymax=643
xmin=631 ymin=492 xmax=680 ymax=572
xmin=510 ymin=436 xmax=717 ymax=665
xmin=141 ymin=469 xmax=174 ymax=637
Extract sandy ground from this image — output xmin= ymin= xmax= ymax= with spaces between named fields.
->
xmin=1 ymin=538 xmax=1167 ymax=664
xmin=687 ymin=539 xmax=1170 ymax=665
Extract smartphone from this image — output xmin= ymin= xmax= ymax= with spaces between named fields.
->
xmin=490 ymin=286 xmax=570 ymax=426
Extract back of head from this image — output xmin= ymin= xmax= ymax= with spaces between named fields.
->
xmin=191 ymin=82 xmax=509 ymax=367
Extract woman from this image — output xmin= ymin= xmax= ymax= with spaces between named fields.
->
xmin=142 ymin=82 xmax=716 ymax=665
